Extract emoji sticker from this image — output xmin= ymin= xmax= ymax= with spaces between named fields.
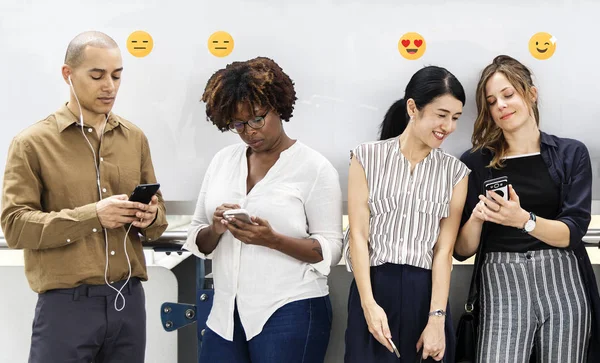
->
xmin=208 ymin=31 xmax=234 ymax=57
xmin=126 ymin=31 xmax=154 ymax=58
xmin=398 ymin=32 xmax=426 ymax=60
xmin=529 ymin=32 xmax=556 ymax=60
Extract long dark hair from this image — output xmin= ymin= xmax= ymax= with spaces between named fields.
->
xmin=379 ymin=66 xmax=466 ymax=140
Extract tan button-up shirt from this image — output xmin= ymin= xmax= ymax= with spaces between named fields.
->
xmin=1 ymin=104 xmax=168 ymax=293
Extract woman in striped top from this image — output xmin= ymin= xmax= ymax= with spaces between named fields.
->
xmin=455 ymin=55 xmax=600 ymax=363
xmin=344 ymin=66 xmax=470 ymax=362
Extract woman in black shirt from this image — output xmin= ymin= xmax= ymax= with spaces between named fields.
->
xmin=455 ymin=55 xmax=600 ymax=363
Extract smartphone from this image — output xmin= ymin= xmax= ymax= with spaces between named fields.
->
xmin=222 ymin=208 xmax=253 ymax=224
xmin=483 ymin=176 xmax=509 ymax=201
xmin=387 ymin=337 xmax=401 ymax=358
xmin=129 ymin=183 xmax=160 ymax=204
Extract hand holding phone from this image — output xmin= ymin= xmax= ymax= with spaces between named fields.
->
xmin=222 ymin=208 xmax=253 ymax=224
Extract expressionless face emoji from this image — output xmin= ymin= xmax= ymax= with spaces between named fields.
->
xmin=127 ymin=31 xmax=154 ymax=58
xmin=208 ymin=31 xmax=234 ymax=57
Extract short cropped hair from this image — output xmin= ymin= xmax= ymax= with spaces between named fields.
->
xmin=64 ymin=31 xmax=118 ymax=68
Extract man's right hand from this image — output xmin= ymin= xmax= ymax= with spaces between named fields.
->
xmin=211 ymin=203 xmax=241 ymax=235
xmin=96 ymin=195 xmax=141 ymax=229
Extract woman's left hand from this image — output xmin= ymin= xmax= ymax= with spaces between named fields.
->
xmin=417 ymin=318 xmax=445 ymax=361
xmin=478 ymin=184 xmax=530 ymax=229
xmin=223 ymin=215 xmax=279 ymax=248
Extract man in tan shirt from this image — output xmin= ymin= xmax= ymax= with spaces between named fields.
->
xmin=1 ymin=31 xmax=168 ymax=363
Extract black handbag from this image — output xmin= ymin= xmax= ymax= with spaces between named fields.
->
xmin=454 ymin=237 xmax=485 ymax=363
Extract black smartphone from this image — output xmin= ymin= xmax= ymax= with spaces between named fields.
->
xmin=483 ymin=176 xmax=509 ymax=201
xmin=129 ymin=183 xmax=160 ymax=204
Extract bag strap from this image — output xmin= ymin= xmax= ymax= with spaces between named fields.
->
xmin=465 ymin=224 xmax=487 ymax=312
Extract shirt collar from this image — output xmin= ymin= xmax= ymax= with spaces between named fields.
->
xmin=55 ymin=103 xmax=129 ymax=133
xmin=539 ymin=130 xmax=557 ymax=148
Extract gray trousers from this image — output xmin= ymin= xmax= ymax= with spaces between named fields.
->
xmin=28 ymin=278 xmax=146 ymax=363
xmin=477 ymin=249 xmax=591 ymax=363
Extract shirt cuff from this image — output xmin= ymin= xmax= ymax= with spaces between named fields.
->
xmin=183 ymin=224 xmax=213 ymax=259
xmin=74 ymin=203 xmax=103 ymax=230
xmin=309 ymin=234 xmax=335 ymax=276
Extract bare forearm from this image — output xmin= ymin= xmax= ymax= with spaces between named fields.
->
xmin=455 ymin=216 xmax=483 ymax=257
xmin=195 ymin=225 xmax=222 ymax=254
xmin=269 ymin=233 xmax=324 ymax=263
xmin=350 ymin=235 xmax=375 ymax=307
xmin=430 ymin=248 xmax=452 ymax=318
xmin=529 ymin=216 xmax=570 ymax=248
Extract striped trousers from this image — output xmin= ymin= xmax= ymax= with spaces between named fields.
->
xmin=477 ymin=249 xmax=590 ymax=363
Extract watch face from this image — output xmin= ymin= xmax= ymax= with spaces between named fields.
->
xmin=525 ymin=219 xmax=536 ymax=232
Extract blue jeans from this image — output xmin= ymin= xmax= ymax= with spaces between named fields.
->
xmin=200 ymin=296 xmax=333 ymax=363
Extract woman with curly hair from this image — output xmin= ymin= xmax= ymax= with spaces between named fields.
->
xmin=183 ymin=57 xmax=343 ymax=363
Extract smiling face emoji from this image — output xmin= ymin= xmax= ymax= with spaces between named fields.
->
xmin=529 ymin=32 xmax=556 ymax=60
xmin=208 ymin=31 xmax=234 ymax=57
xmin=126 ymin=31 xmax=154 ymax=58
xmin=398 ymin=32 xmax=426 ymax=60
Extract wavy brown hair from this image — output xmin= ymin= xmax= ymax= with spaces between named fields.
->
xmin=472 ymin=55 xmax=540 ymax=168
xmin=201 ymin=57 xmax=297 ymax=132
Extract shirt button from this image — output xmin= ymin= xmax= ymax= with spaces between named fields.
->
xmin=526 ymin=253 xmax=532 ymax=260
xmin=402 ymin=214 xmax=407 ymax=218
xmin=66 ymin=239 xmax=71 ymax=243
xmin=102 ymin=188 xmax=107 ymax=193
xmin=110 ymin=251 xmax=115 ymax=256
xmin=92 ymin=228 xmax=98 ymax=233
xmin=100 ymin=157 xmax=104 ymax=162
xmin=87 ymin=128 xmax=93 ymax=133
xmin=400 ymin=238 xmax=403 ymax=242
xmin=110 ymin=281 xmax=114 ymax=284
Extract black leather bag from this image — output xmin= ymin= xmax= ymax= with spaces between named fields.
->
xmin=454 ymin=239 xmax=485 ymax=363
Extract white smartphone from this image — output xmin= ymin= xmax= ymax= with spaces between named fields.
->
xmin=387 ymin=337 xmax=400 ymax=358
xmin=222 ymin=208 xmax=253 ymax=224
xmin=483 ymin=176 xmax=509 ymax=201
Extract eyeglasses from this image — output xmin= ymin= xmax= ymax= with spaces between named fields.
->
xmin=228 ymin=111 xmax=269 ymax=134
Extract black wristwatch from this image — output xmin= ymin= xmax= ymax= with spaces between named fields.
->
xmin=521 ymin=212 xmax=537 ymax=233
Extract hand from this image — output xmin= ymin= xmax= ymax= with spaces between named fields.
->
xmin=211 ymin=203 xmax=241 ymax=235
xmin=471 ymin=200 xmax=487 ymax=224
xmin=131 ymin=195 xmax=159 ymax=229
xmin=478 ymin=184 xmax=530 ymax=228
xmin=222 ymin=215 xmax=278 ymax=248
xmin=96 ymin=194 xmax=141 ymax=229
xmin=416 ymin=318 xmax=445 ymax=361
xmin=361 ymin=301 xmax=394 ymax=353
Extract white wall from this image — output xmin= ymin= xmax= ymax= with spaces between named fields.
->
xmin=1 ymin=0 xmax=599 ymax=205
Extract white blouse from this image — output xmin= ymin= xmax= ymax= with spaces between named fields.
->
xmin=183 ymin=141 xmax=343 ymax=341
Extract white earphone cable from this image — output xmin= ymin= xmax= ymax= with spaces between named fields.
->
xmin=69 ymin=76 xmax=132 ymax=311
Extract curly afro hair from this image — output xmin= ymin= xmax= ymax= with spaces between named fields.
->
xmin=201 ymin=57 xmax=297 ymax=132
